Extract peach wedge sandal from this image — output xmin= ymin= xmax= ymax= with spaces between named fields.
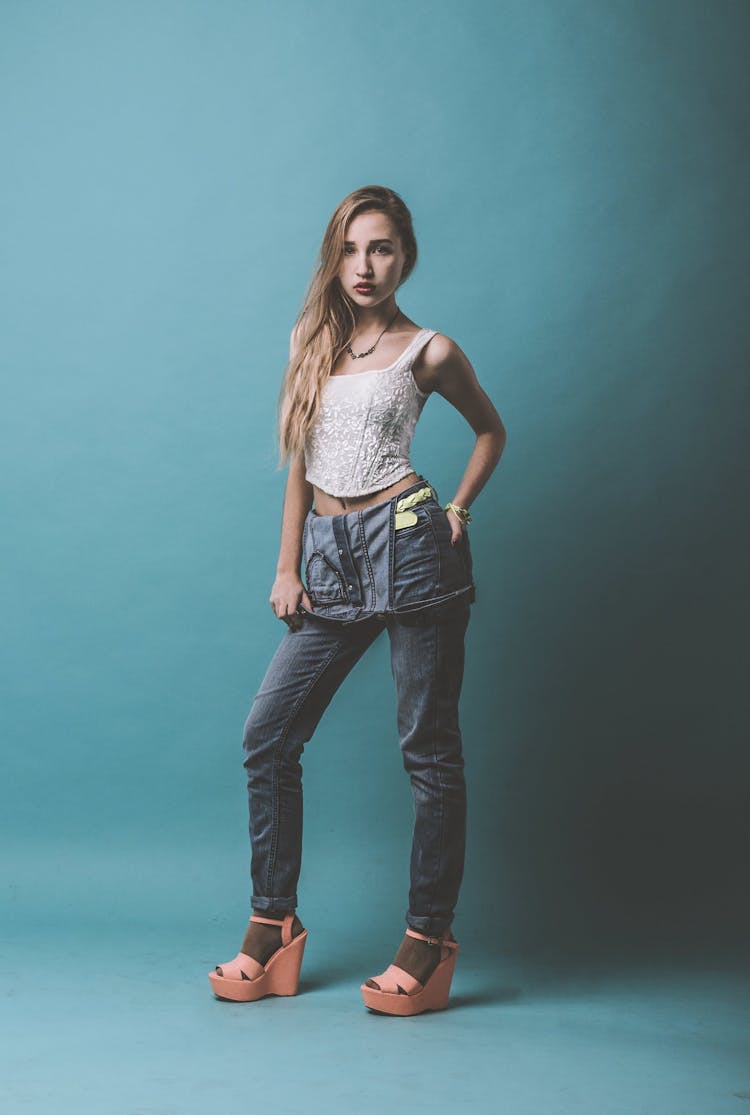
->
xmin=208 ymin=912 xmax=308 ymax=1002
xmin=360 ymin=929 xmax=460 ymax=1016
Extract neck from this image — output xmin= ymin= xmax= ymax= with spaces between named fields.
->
xmin=354 ymin=299 xmax=400 ymax=335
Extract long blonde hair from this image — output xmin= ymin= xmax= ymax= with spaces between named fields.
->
xmin=276 ymin=185 xmax=418 ymax=468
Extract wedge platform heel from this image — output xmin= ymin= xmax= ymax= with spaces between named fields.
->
xmin=360 ymin=929 xmax=459 ymax=1016
xmin=208 ymin=912 xmax=307 ymax=1002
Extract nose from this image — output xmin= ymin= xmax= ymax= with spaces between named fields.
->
xmin=356 ymin=254 xmax=373 ymax=278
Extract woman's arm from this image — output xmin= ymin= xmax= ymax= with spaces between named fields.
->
xmin=419 ymin=334 xmax=507 ymax=543
xmin=269 ymin=328 xmax=315 ymax=630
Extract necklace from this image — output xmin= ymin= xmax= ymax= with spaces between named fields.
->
xmin=345 ymin=306 xmax=401 ymax=360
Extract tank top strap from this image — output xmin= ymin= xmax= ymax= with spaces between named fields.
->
xmin=400 ymin=328 xmax=438 ymax=368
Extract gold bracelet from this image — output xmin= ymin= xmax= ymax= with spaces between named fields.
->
xmin=445 ymin=501 xmax=472 ymax=524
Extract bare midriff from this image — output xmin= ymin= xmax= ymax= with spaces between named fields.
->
xmin=311 ymin=471 xmax=422 ymax=516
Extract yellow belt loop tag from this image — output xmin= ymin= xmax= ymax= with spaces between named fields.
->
xmin=395 ymin=485 xmax=433 ymax=513
xmin=394 ymin=485 xmax=433 ymax=528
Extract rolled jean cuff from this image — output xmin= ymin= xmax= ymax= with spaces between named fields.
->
xmin=406 ymin=912 xmax=454 ymax=936
xmin=251 ymin=894 xmax=298 ymax=913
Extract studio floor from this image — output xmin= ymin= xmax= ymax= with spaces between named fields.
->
xmin=3 ymin=922 xmax=748 ymax=1115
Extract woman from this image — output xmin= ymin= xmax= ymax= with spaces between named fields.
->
xmin=209 ymin=185 xmax=506 ymax=1015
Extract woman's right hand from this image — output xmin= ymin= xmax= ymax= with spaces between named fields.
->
xmin=269 ymin=571 xmax=314 ymax=632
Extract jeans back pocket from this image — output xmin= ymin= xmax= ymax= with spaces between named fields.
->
xmin=305 ymin=550 xmax=349 ymax=604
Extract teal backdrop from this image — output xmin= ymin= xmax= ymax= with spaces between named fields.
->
xmin=2 ymin=0 xmax=748 ymax=970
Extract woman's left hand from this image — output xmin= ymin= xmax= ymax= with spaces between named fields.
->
xmin=445 ymin=507 xmax=466 ymax=545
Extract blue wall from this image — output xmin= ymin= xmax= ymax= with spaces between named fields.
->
xmin=2 ymin=0 xmax=748 ymax=957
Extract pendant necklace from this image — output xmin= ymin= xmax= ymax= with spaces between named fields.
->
xmin=345 ymin=306 xmax=401 ymax=360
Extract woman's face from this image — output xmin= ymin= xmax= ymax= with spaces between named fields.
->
xmin=337 ymin=210 xmax=407 ymax=311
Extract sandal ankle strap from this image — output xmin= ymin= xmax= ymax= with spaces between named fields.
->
xmin=250 ymin=911 xmax=296 ymax=945
xmin=405 ymin=928 xmax=459 ymax=948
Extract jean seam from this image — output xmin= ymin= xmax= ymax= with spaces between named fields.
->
xmin=428 ymin=512 xmax=441 ymax=587
xmin=358 ymin=508 xmax=376 ymax=610
xmin=392 ymin=583 xmax=474 ymax=614
xmin=265 ymin=639 xmax=344 ymax=896
xmin=422 ymin=621 xmax=445 ymax=921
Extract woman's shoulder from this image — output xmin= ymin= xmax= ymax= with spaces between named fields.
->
xmin=412 ymin=329 xmax=473 ymax=396
xmin=417 ymin=328 xmax=462 ymax=367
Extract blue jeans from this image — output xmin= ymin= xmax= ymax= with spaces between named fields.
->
xmin=242 ymin=476 xmax=475 ymax=936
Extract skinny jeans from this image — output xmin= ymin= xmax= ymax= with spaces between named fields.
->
xmin=242 ymin=475 xmax=475 ymax=936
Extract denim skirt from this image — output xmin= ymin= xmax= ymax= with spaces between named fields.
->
xmin=297 ymin=474 xmax=476 ymax=625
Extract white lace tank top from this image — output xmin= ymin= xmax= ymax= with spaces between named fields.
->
xmin=303 ymin=328 xmax=437 ymax=498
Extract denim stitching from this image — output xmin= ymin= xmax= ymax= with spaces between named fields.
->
xmin=423 ymin=618 xmax=445 ymax=921
xmin=427 ymin=511 xmax=441 ymax=586
xmin=392 ymin=582 xmax=474 ymax=614
xmin=358 ymin=508 xmax=376 ymax=610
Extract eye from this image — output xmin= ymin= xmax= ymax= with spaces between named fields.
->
xmin=342 ymin=244 xmax=391 ymax=255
